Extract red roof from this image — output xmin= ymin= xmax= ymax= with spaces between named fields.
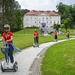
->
xmin=26 ymin=10 xmax=59 ymax=16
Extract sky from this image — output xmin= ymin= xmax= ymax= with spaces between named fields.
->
xmin=16 ymin=0 xmax=75 ymax=10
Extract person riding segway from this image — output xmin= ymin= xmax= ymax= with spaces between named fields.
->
xmin=66 ymin=31 xmax=70 ymax=39
xmin=1 ymin=24 xmax=18 ymax=72
xmin=54 ymin=31 xmax=58 ymax=41
xmin=33 ymin=29 xmax=39 ymax=47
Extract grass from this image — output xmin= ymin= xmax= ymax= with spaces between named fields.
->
xmin=41 ymin=40 xmax=75 ymax=75
xmin=0 ymin=28 xmax=54 ymax=59
xmin=13 ymin=29 xmax=65 ymax=49
xmin=61 ymin=28 xmax=75 ymax=35
xmin=13 ymin=29 xmax=53 ymax=49
xmin=0 ymin=28 xmax=74 ymax=59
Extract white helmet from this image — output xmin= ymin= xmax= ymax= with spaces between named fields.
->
xmin=4 ymin=24 xmax=10 ymax=28
xmin=4 ymin=24 xmax=10 ymax=31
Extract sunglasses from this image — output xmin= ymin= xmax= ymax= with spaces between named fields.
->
xmin=4 ymin=27 xmax=9 ymax=30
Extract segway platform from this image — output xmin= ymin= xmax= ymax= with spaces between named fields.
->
xmin=33 ymin=43 xmax=39 ymax=47
xmin=1 ymin=61 xmax=18 ymax=72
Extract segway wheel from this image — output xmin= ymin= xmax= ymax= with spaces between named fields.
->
xmin=37 ymin=45 xmax=39 ymax=47
xmin=1 ymin=64 xmax=5 ymax=72
xmin=13 ymin=62 xmax=18 ymax=72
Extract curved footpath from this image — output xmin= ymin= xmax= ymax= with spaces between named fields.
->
xmin=0 ymin=38 xmax=75 ymax=75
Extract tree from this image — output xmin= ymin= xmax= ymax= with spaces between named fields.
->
xmin=11 ymin=1 xmax=23 ymax=31
xmin=63 ymin=18 xmax=71 ymax=32
xmin=56 ymin=2 xmax=75 ymax=28
xmin=13 ymin=10 xmax=23 ymax=31
xmin=53 ymin=23 xmax=60 ymax=32
xmin=71 ymin=4 xmax=75 ymax=28
xmin=0 ymin=0 xmax=5 ymax=32
xmin=57 ymin=2 xmax=71 ymax=22
xmin=21 ymin=9 xmax=30 ymax=17
xmin=0 ymin=0 xmax=22 ymax=32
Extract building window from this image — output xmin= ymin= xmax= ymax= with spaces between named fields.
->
xmin=46 ymin=17 xmax=48 ymax=19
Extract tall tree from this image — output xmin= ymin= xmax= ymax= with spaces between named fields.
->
xmin=57 ymin=2 xmax=75 ymax=29
xmin=21 ymin=9 xmax=30 ymax=17
xmin=0 ymin=0 xmax=22 ymax=32
xmin=63 ymin=18 xmax=71 ymax=32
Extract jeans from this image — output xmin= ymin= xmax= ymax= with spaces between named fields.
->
xmin=34 ymin=37 xmax=39 ymax=44
xmin=5 ymin=43 xmax=14 ymax=63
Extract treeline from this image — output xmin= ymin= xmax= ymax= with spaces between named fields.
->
xmin=57 ymin=2 xmax=75 ymax=31
xmin=0 ymin=0 xmax=30 ymax=32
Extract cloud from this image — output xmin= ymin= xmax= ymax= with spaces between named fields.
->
xmin=16 ymin=0 xmax=75 ymax=10
xmin=20 ymin=0 xmax=58 ymax=10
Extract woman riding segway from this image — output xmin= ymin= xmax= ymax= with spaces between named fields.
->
xmin=1 ymin=24 xmax=18 ymax=72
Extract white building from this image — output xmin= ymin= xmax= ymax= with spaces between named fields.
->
xmin=23 ymin=10 xmax=61 ymax=32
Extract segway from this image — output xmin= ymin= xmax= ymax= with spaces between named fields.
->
xmin=33 ymin=40 xmax=39 ymax=47
xmin=0 ymin=44 xmax=18 ymax=72
xmin=33 ymin=43 xmax=39 ymax=47
xmin=1 ymin=60 xmax=18 ymax=72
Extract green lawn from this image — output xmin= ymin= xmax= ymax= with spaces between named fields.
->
xmin=61 ymin=28 xmax=75 ymax=35
xmin=13 ymin=29 xmax=65 ymax=49
xmin=42 ymin=40 xmax=75 ymax=75
xmin=0 ymin=28 xmax=74 ymax=59
xmin=0 ymin=28 xmax=54 ymax=59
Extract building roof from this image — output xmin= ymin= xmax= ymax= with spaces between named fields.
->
xmin=25 ymin=10 xmax=59 ymax=16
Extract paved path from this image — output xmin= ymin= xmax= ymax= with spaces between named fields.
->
xmin=0 ymin=38 xmax=75 ymax=75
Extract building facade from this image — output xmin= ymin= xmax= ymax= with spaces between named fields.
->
xmin=23 ymin=10 xmax=61 ymax=32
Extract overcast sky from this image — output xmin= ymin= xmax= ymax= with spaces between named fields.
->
xmin=16 ymin=0 xmax=75 ymax=10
